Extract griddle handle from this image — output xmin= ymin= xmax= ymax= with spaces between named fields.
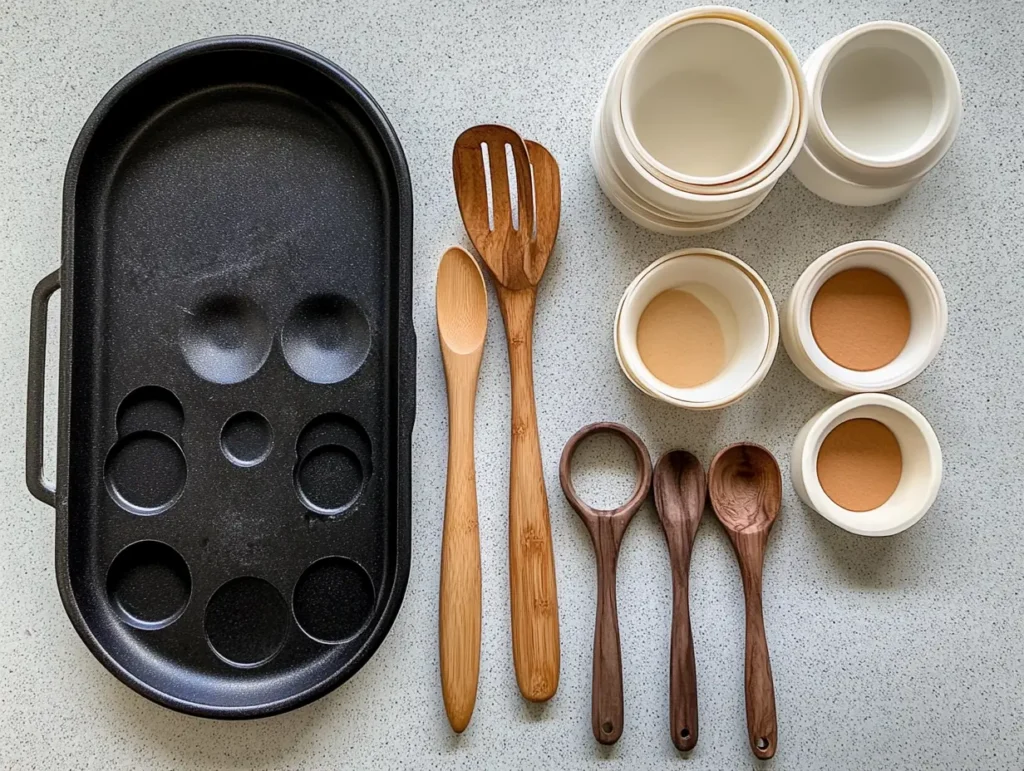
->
xmin=26 ymin=269 xmax=60 ymax=507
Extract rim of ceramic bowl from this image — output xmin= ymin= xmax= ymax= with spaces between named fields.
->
xmin=591 ymin=116 xmax=767 ymax=234
xmin=591 ymin=92 xmax=771 ymax=225
xmin=620 ymin=16 xmax=794 ymax=186
xmin=811 ymin=21 xmax=961 ymax=171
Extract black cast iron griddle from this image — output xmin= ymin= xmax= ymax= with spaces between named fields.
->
xmin=25 ymin=36 xmax=414 ymax=718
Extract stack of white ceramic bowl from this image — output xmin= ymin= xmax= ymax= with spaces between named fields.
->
xmin=791 ymin=21 xmax=962 ymax=206
xmin=614 ymin=248 xmax=779 ymax=409
xmin=781 ymin=240 xmax=948 ymax=393
xmin=591 ymin=6 xmax=808 ymax=235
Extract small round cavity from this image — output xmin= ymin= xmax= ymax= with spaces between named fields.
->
xmin=292 ymin=557 xmax=376 ymax=643
xmin=107 ymin=541 xmax=191 ymax=630
xmin=281 ymin=294 xmax=370 ymax=384
xmin=116 ymin=386 xmax=184 ymax=438
xmin=220 ymin=411 xmax=273 ymax=467
xmin=105 ymin=431 xmax=187 ymax=515
xmin=296 ymin=445 xmax=364 ymax=515
xmin=181 ymin=293 xmax=272 ymax=385
xmin=205 ymin=576 xmax=289 ymax=668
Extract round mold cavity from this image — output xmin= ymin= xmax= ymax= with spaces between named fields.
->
xmin=204 ymin=576 xmax=290 ymax=668
xmin=116 ymin=385 xmax=184 ymax=438
xmin=181 ymin=293 xmax=272 ymax=385
xmin=292 ymin=556 xmax=376 ymax=643
xmin=105 ymin=430 xmax=187 ymax=515
xmin=296 ymin=445 xmax=363 ymax=515
xmin=107 ymin=541 xmax=192 ymax=630
xmin=281 ymin=294 xmax=370 ymax=384
xmin=294 ymin=413 xmax=373 ymax=516
xmin=220 ymin=411 xmax=273 ymax=467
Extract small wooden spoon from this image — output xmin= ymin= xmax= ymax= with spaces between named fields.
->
xmin=559 ymin=422 xmax=652 ymax=744
xmin=436 ymin=246 xmax=488 ymax=733
xmin=453 ymin=125 xmax=561 ymax=702
xmin=653 ymin=451 xmax=706 ymax=752
xmin=708 ymin=443 xmax=782 ymax=759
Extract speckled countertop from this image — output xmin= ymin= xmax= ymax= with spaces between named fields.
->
xmin=1 ymin=0 xmax=1022 ymax=768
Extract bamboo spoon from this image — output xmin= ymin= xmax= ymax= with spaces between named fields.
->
xmin=708 ymin=443 xmax=782 ymax=759
xmin=653 ymin=450 xmax=706 ymax=752
xmin=559 ymin=422 xmax=652 ymax=744
xmin=453 ymin=125 xmax=561 ymax=702
xmin=436 ymin=246 xmax=488 ymax=733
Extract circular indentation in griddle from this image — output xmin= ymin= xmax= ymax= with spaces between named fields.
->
xmin=116 ymin=386 xmax=184 ymax=438
xmin=205 ymin=576 xmax=289 ymax=668
xmin=181 ymin=293 xmax=272 ymax=384
xmin=105 ymin=431 xmax=187 ymax=515
xmin=220 ymin=411 xmax=273 ymax=467
xmin=293 ymin=414 xmax=373 ymax=516
xmin=281 ymin=294 xmax=370 ymax=384
xmin=295 ymin=445 xmax=363 ymax=515
xmin=107 ymin=541 xmax=191 ymax=630
xmin=293 ymin=557 xmax=375 ymax=643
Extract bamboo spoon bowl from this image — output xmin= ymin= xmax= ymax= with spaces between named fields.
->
xmin=559 ymin=422 xmax=652 ymax=744
xmin=708 ymin=443 xmax=782 ymax=759
xmin=436 ymin=246 xmax=488 ymax=733
xmin=653 ymin=450 xmax=706 ymax=752
xmin=453 ymin=125 xmax=561 ymax=702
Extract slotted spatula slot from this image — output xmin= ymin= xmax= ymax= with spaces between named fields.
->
xmin=480 ymin=142 xmax=495 ymax=232
xmin=505 ymin=143 xmax=520 ymax=231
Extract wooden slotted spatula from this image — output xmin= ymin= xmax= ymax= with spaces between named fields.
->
xmin=453 ymin=125 xmax=561 ymax=702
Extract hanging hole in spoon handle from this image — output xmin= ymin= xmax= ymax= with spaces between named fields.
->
xmin=559 ymin=422 xmax=653 ymax=745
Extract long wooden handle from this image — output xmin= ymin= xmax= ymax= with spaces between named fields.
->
xmin=592 ymin=532 xmax=623 ymax=744
xmin=737 ymin=535 xmax=777 ymax=759
xmin=439 ymin=364 xmax=482 ymax=732
xmin=669 ymin=560 xmax=699 ymax=751
xmin=497 ymin=285 xmax=559 ymax=702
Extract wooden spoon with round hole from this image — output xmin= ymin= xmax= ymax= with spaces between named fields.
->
xmin=708 ymin=443 xmax=782 ymax=759
xmin=653 ymin=450 xmax=706 ymax=752
xmin=436 ymin=246 xmax=488 ymax=732
xmin=453 ymin=125 xmax=561 ymax=702
xmin=559 ymin=422 xmax=652 ymax=744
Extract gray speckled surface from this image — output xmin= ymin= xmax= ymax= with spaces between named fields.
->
xmin=2 ymin=0 xmax=1022 ymax=768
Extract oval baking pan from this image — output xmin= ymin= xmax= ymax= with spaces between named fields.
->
xmin=25 ymin=36 xmax=414 ymax=718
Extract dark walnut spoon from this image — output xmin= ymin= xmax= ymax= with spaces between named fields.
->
xmin=653 ymin=450 xmax=706 ymax=752
xmin=559 ymin=422 xmax=652 ymax=745
xmin=708 ymin=443 xmax=782 ymax=760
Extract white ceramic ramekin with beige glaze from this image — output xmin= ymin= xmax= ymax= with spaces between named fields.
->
xmin=792 ymin=393 xmax=942 ymax=536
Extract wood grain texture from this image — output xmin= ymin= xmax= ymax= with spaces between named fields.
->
xmin=452 ymin=126 xmax=562 ymax=702
xmin=708 ymin=443 xmax=782 ymax=760
xmin=559 ymin=422 xmax=652 ymax=744
xmin=652 ymin=450 xmax=706 ymax=752
xmin=436 ymin=247 xmax=487 ymax=733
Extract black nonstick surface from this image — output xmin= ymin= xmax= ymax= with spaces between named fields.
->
xmin=30 ymin=36 xmax=414 ymax=718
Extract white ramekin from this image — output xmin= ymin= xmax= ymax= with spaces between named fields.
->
xmin=792 ymin=393 xmax=942 ymax=536
xmin=781 ymin=241 xmax=947 ymax=393
xmin=615 ymin=248 xmax=779 ymax=409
